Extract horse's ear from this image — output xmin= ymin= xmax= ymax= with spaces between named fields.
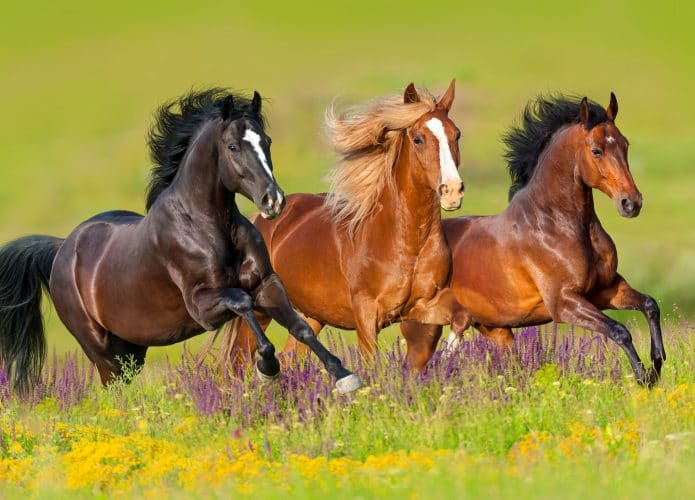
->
xmin=221 ymin=95 xmax=234 ymax=121
xmin=437 ymin=79 xmax=456 ymax=112
xmin=579 ymin=97 xmax=590 ymax=125
xmin=404 ymin=83 xmax=420 ymax=104
xmin=252 ymin=91 xmax=262 ymax=115
xmin=607 ymin=91 xmax=618 ymax=120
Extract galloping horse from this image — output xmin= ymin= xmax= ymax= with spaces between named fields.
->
xmin=220 ymin=81 xmax=471 ymax=363
xmin=0 ymin=89 xmax=362 ymax=394
xmin=400 ymin=93 xmax=665 ymax=386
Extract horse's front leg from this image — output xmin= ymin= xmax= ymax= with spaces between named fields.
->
xmin=551 ymin=290 xmax=657 ymax=387
xmin=403 ymin=288 xmax=472 ymax=335
xmin=400 ymin=321 xmax=443 ymax=370
xmin=187 ymin=287 xmax=280 ymax=378
xmin=590 ymin=274 xmax=666 ymax=378
xmin=253 ymin=274 xmax=364 ymax=393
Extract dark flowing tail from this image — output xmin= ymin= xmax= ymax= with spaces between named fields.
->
xmin=0 ymin=235 xmax=63 ymax=393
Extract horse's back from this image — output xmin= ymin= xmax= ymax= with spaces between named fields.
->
xmin=83 ymin=210 xmax=144 ymax=224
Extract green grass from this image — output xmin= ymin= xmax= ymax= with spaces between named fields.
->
xmin=1 ymin=2 xmax=695 ymax=359
xmin=2 ymin=2 xmax=694 ymax=361
xmin=0 ymin=321 xmax=693 ymax=497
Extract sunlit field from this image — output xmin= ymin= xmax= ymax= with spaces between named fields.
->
xmin=1 ymin=1 xmax=694 ymax=497
xmin=1 ymin=326 xmax=694 ymax=497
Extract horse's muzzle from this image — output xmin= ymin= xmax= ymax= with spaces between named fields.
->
xmin=439 ymin=179 xmax=465 ymax=211
xmin=259 ymin=186 xmax=285 ymax=219
xmin=616 ymin=193 xmax=642 ymax=218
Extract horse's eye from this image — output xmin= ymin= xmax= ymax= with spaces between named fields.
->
xmin=228 ymin=144 xmax=238 ymax=152
xmin=591 ymin=148 xmax=602 ymax=158
xmin=413 ymin=135 xmax=424 ymax=145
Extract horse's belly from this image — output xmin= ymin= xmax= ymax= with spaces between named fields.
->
xmin=450 ymin=245 xmax=550 ymax=327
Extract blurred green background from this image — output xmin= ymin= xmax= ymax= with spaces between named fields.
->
xmin=1 ymin=1 xmax=693 ymax=358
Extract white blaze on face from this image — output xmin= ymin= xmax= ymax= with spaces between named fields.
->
xmin=243 ymin=128 xmax=274 ymax=179
xmin=606 ymin=136 xmax=616 ymax=144
xmin=425 ymin=118 xmax=461 ymax=185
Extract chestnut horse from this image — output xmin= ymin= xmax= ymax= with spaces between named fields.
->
xmin=0 ymin=89 xmax=362 ymax=394
xmin=400 ymin=93 xmax=665 ymax=387
xmin=218 ymin=81 xmax=471 ymax=363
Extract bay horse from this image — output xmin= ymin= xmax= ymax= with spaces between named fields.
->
xmin=0 ymin=89 xmax=362 ymax=394
xmin=219 ymin=81 xmax=472 ymax=364
xmin=400 ymin=93 xmax=665 ymax=387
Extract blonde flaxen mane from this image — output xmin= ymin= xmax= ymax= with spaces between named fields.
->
xmin=324 ymin=87 xmax=437 ymax=236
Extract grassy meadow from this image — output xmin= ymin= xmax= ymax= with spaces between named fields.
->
xmin=1 ymin=326 xmax=694 ymax=498
xmin=0 ymin=1 xmax=694 ymax=497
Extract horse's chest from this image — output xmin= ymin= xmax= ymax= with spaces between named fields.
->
xmin=378 ymin=250 xmax=448 ymax=321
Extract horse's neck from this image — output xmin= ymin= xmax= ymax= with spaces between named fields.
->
xmin=168 ymin=123 xmax=237 ymax=224
xmin=522 ymin=127 xmax=597 ymax=225
xmin=374 ymin=139 xmax=442 ymax=250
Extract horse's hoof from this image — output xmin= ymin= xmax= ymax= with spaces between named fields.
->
xmin=444 ymin=331 xmax=462 ymax=352
xmin=335 ymin=374 xmax=364 ymax=394
xmin=647 ymin=365 xmax=661 ymax=388
xmin=636 ymin=366 xmax=660 ymax=389
xmin=653 ymin=358 xmax=664 ymax=378
xmin=256 ymin=360 xmax=280 ymax=383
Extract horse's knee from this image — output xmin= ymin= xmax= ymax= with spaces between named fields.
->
xmin=610 ymin=323 xmax=633 ymax=346
xmin=226 ymin=290 xmax=253 ymax=314
xmin=644 ymin=296 xmax=660 ymax=319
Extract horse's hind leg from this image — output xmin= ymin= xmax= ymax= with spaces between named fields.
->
xmin=108 ymin=334 xmax=148 ymax=379
xmin=283 ymin=315 xmax=323 ymax=357
xmin=590 ymin=275 xmax=666 ymax=377
xmin=55 ymin=314 xmax=140 ymax=385
xmin=477 ymin=325 xmax=514 ymax=348
xmin=400 ymin=321 xmax=443 ymax=370
xmin=51 ymin=274 xmax=123 ymax=385
xmin=65 ymin=320 xmax=117 ymax=385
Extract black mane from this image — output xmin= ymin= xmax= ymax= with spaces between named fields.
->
xmin=503 ymin=94 xmax=608 ymax=200
xmin=145 ymin=88 xmax=265 ymax=210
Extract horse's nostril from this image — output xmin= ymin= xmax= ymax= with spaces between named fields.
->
xmin=261 ymin=193 xmax=273 ymax=209
xmin=459 ymin=181 xmax=465 ymax=194
xmin=621 ymin=198 xmax=634 ymax=213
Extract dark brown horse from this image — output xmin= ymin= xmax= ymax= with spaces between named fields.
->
xmin=219 ymin=81 xmax=471 ymax=363
xmin=400 ymin=93 xmax=665 ymax=386
xmin=0 ymin=89 xmax=362 ymax=394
